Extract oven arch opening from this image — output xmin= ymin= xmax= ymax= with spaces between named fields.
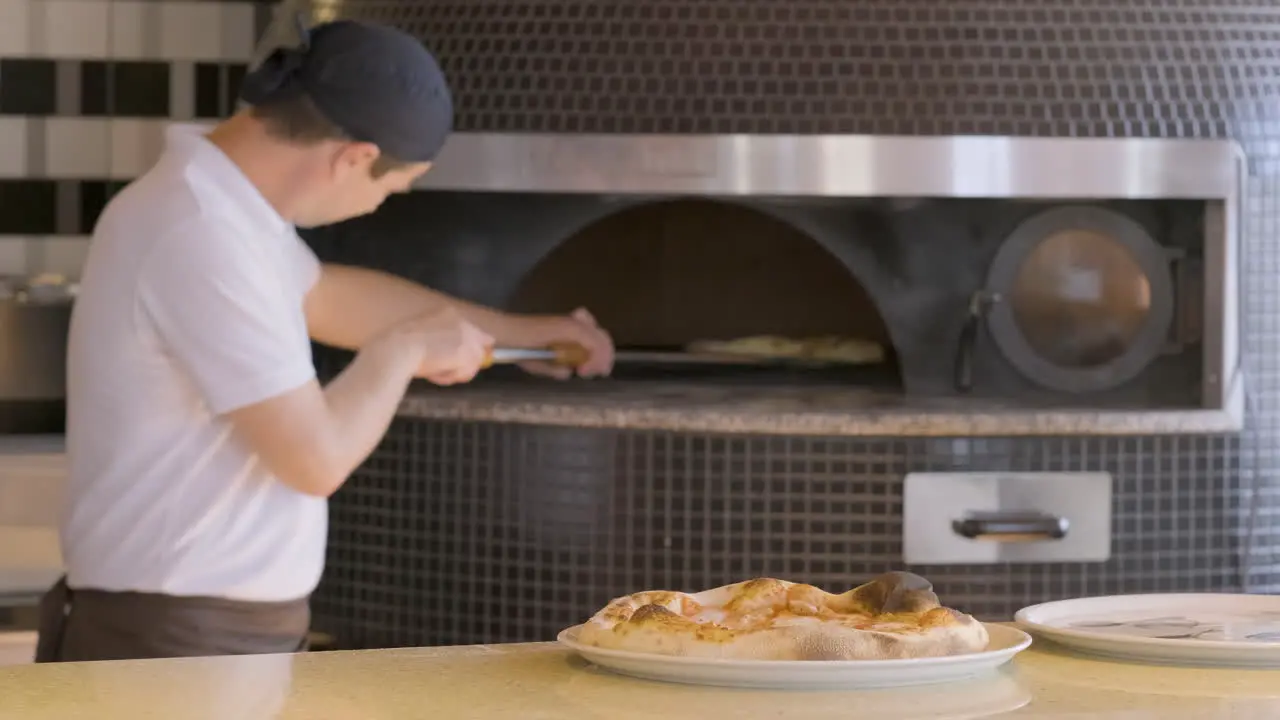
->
xmin=505 ymin=198 xmax=902 ymax=389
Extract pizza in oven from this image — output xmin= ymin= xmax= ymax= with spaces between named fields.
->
xmin=575 ymin=572 xmax=989 ymax=661
xmin=686 ymin=335 xmax=886 ymax=365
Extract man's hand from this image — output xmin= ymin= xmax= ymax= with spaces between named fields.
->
xmin=364 ymin=307 xmax=494 ymax=386
xmin=304 ymin=265 xmax=613 ymax=380
xmin=518 ymin=307 xmax=615 ymax=380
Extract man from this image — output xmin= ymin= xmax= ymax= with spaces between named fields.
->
xmin=34 ymin=19 xmax=615 ymax=662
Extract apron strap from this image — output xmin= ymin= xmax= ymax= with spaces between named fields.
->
xmin=33 ymin=575 xmax=72 ymax=663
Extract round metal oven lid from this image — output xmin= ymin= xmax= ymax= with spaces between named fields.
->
xmin=985 ymin=206 xmax=1175 ymax=394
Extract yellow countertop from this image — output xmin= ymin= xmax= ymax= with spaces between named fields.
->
xmin=1 ymin=634 xmax=1279 ymax=720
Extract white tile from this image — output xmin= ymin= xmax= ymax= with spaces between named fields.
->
xmin=0 ymin=238 xmax=29 ymax=276
xmin=0 ymin=527 xmax=62 ymax=567
xmin=40 ymin=0 xmax=109 ymax=58
xmin=109 ymin=119 xmax=166 ymax=179
xmin=108 ymin=0 xmax=148 ymax=59
xmin=44 ymin=118 xmax=110 ymax=178
xmin=221 ymin=3 xmax=258 ymax=61
xmin=169 ymin=61 xmax=195 ymax=120
xmin=36 ymin=237 xmax=90 ymax=279
xmin=0 ymin=118 xmax=29 ymax=178
xmin=0 ymin=0 xmax=31 ymax=56
xmin=159 ymin=2 xmax=224 ymax=61
xmin=0 ymin=456 xmax=66 ymax=526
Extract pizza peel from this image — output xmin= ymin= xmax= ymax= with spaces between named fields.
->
xmin=482 ymin=343 xmax=869 ymax=369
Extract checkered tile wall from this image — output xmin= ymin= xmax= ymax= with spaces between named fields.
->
xmin=0 ymin=0 xmax=273 ymax=277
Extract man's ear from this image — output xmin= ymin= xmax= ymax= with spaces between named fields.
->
xmin=331 ymin=141 xmax=381 ymax=177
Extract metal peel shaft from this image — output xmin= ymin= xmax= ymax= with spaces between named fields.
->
xmin=480 ymin=344 xmax=861 ymax=370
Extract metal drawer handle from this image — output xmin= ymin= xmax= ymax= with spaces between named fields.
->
xmin=951 ymin=511 xmax=1069 ymax=542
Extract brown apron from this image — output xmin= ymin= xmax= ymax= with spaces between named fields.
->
xmin=34 ymin=576 xmax=311 ymax=663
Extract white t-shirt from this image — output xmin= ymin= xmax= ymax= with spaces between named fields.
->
xmin=62 ymin=124 xmax=327 ymax=603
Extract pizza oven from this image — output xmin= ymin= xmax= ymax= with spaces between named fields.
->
xmin=308 ymin=134 xmax=1243 ymax=432
xmin=268 ymin=0 xmax=1277 ymax=651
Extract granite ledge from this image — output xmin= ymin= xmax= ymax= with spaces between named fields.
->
xmin=395 ymin=384 xmax=1241 ymax=436
xmin=4 ymin=630 xmax=1280 ymax=719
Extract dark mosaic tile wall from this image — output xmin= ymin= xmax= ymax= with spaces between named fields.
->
xmin=278 ymin=0 xmax=1280 ymax=647
xmin=315 ymin=422 xmax=1248 ymax=649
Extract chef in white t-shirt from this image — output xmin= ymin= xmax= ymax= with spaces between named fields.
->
xmin=34 ymin=18 xmax=615 ymax=663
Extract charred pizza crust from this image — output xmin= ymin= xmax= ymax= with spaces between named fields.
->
xmin=576 ymin=572 xmax=989 ymax=661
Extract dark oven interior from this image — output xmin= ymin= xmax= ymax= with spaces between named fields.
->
xmin=302 ymin=191 xmax=1207 ymax=410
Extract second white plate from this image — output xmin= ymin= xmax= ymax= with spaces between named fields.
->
xmin=556 ymin=622 xmax=1030 ymax=690
xmin=1015 ymin=593 xmax=1280 ymax=668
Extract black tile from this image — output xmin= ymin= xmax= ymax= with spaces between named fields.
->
xmin=0 ymin=181 xmax=57 ymax=234
xmin=0 ymin=59 xmax=56 ymax=115
xmin=194 ymin=63 xmax=249 ymax=119
xmin=294 ymin=0 xmax=1261 ymax=139
xmin=194 ymin=63 xmax=222 ymax=119
xmin=80 ymin=61 xmax=110 ymax=116
xmin=78 ymin=181 xmax=131 ymax=235
xmin=112 ymin=62 xmax=171 ymax=118
xmin=79 ymin=182 xmax=111 ymax=236
xmin=225 ymin=64 xmax=248 ymax=114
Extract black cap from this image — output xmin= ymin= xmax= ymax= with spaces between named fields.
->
xmin=239 ymin=16 xmax=453 ymax=163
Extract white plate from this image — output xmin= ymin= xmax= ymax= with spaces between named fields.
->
xmin=1015 ymin=593 xmax=1280 ymax=668
xmin=556 ymin=623 xmax=1030 ymax=690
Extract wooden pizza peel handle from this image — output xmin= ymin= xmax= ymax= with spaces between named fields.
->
xmin=547 ymin=340 xmax=591 ymax=363
xmin=480 ymin=342 xmax=591 ymax=369
xmin=547 ymin=342 xmax=592 ymax=368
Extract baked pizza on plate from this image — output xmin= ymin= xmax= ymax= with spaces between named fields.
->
xmin=573 ymin=571 xmax=989 ymax=661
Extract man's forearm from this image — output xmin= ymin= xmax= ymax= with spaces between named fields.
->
xmin=224 ymin=341 xmax=421 ymax=499
xmin=307 ymin=263 xmax=551 ymax=350
xmin=311 ymin=340 xmax=422 ymax=494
